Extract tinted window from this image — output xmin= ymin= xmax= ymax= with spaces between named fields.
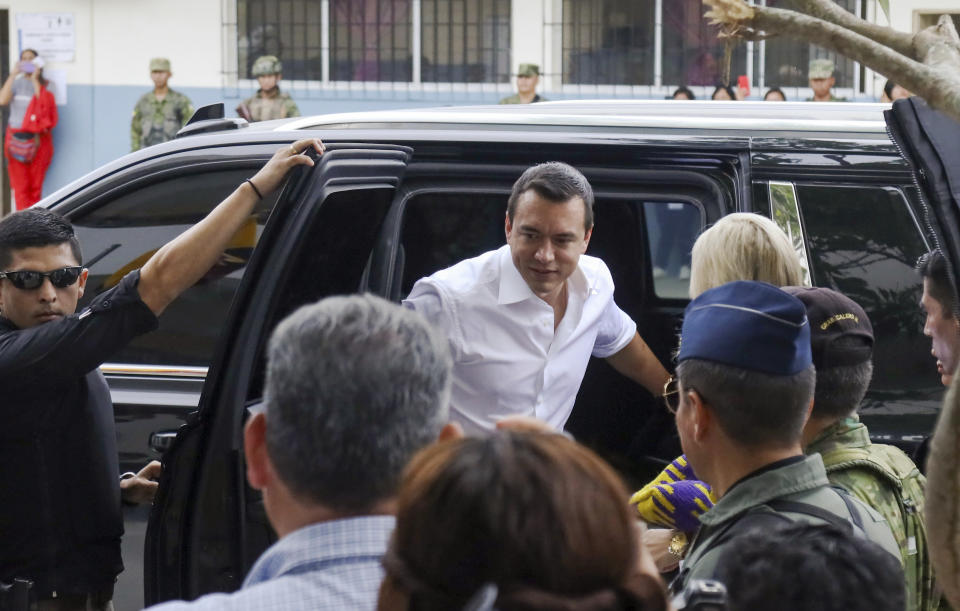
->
xmin=72 ymin=169 xmax=279 ymax=366
xmin=643 ymin=202 xmax=701 ymax=299
xmin=399 ymin=192 xmax=505 ymax=297
xmin=797 ymin=184 xmax=935 ymax=395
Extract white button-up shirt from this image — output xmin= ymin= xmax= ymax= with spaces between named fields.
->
xmin=404 ymin=245 xmax=636 ymax=435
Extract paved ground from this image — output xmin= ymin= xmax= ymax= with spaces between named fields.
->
xmin=116 ymin=505 xmax=150 ymax=610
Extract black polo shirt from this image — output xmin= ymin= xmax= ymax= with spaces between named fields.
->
xmin=0 ymin=270 xmax=158 ymax=596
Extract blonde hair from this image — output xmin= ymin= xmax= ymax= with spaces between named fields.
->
xmin=688 ymin=213 xmax=804 ymax=298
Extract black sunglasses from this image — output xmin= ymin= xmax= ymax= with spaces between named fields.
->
xmin=0 ymin=266 xmax=83 ymax=290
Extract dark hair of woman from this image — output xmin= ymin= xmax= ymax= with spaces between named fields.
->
xmin=377 ymin=431 xmax=669 ymax=611
xmin=711 ymin=84 xmax=737 ymax=100
xmin=763 ymin=87 xmax=787 ymax=101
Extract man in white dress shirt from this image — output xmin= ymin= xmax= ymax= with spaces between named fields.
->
xmin=404 ymin=162 xmax=670 ymax=435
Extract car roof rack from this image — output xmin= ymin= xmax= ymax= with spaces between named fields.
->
xmin=176 ymin=103 xmax=248 ymax=139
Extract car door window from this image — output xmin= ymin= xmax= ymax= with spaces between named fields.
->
xmin=796 ymin=183 xmax=936 ymax=398
xmin=71 ymin=169 xmax=279 ymax=367
xmin=768 ymin=181 xmax=812 ymax=286
xmin=642 ymin=202 xmax=702 ymax=299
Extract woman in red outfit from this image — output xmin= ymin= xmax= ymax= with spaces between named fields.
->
xmin=0 ymin=49 xmax=58 ymax=210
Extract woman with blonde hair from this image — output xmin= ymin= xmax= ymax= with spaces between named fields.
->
xmin=687 ymin=212 xmax=805 ymax=298
xmin=378 ymin=430 xmax=669 ymax=611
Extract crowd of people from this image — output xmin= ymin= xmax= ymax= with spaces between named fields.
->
xmin=2 ymin=135 xmax=959 ymax=611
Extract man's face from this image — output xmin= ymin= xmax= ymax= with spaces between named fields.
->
xmin=505 ymin=190 xmax=591 ymax=302
xmin=809 ymin=76 xmax=835 ymax=97
xmin=516 ymin=74 xmax=538 ymax=96
xmin=258 ymin=74 xmax=279 ymax=91
xmin=151 ymin=70 xmax=171 ymax=89
xmin=921 ymin=278 xmax=960 ymax=386
xmin=0 ymin=243 xmax=87 ymax=330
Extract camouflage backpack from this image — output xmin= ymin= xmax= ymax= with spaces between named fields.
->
xmin=820 ymin=443 xmax=943 ymax=611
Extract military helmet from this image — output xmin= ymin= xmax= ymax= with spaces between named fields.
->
xmin=252 ymin=55 xmax=282 ymax=77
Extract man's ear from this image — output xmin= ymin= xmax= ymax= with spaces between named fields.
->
xmin=504 ymin=210 xmax=513 ymax=240
xmin=76 ymin=268 xmax=89 ymax=299
xmin=688 ymin=390 xmax=712 ymax=443
xmin=244 ymin=412 xmax=272 ymax=490
xmin=437 ymin=422 xmax=463 ymax=442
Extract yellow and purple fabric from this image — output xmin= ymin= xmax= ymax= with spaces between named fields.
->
xmin=630 ymin=455 xmax=716 ymax=532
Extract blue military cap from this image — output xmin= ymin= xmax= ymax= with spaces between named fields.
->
xmin=678 ymin=281 xmax=812 ymax=375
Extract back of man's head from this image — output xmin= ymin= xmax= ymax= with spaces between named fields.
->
xmin=676 ymin=281 xmax=815 ymax=448
xmin=783 ymin=286 xmax=874 ymax=420
xmin=0 ymin=209 xmax=82 ymax=269
xmin=716 ymin=523 xmax=905 ymax=611
xmin=917 ymin=250 xmax=957 ymax=318
xmin=263 ymin=294 xmax=452 ymax=513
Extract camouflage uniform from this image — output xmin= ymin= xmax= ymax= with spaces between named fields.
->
xmin=809 ymin=415 xmax=945 ymax=611
xmin=241 ymin=88 xmax=300 ymax=122
xmin=130 ymin=90 xmax=194 ymax=151
xmin=673 ymin=454 xmax=900 ymax=593
xmin=498 ymin=94 xmax=547 ymax=104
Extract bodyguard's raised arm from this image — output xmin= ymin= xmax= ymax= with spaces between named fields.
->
xmin=137 ymin=138 xmax=324 ymax=315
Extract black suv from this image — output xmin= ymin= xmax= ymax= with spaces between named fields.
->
xmin=39 ymin=99 xmax=947 ymax=604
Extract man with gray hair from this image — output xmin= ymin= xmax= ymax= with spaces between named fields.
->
xmin=149 ymin=294 xmax=456 ymax=611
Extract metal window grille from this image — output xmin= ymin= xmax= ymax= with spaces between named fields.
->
xmin=421 ymin=0 xmax=511 ymax=83
xmin=763 ymin=0 xmax=857 ymax=89
xmin=330 ymin=0 xmax=412 ymax=82
xmin=661 ymin=0 xmax=747 ymax=88
xmin=562 ymin=0 xmax=656 ymax=85
xmin=237 ymin=0 xmax=324 ymax=81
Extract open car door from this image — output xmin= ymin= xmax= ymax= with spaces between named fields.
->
xmin=144 ymin=143 xmax=412 ymax=605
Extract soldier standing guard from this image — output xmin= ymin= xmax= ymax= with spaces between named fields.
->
xmin=237 ymin=55 xmax=300 ymax=122
xmin=130 ymin=58 xmax=194 ymax=151
xmin=499 ymin=63 xmax=548 ymax=105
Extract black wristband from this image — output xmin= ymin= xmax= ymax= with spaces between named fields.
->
xmin=244 ymin=178 xmax=263 ymax=200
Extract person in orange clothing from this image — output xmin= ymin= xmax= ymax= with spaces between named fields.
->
xmin=0 ymin=49 xmax=58 ymax=209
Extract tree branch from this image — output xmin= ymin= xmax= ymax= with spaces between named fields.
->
xmin=705 ymin=0 xmax=960 ymax=123
xmin=795 ymin=0 xmax=917 ymax=60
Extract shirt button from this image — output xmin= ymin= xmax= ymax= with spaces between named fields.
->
xmin=102 ymin=300 xmax=112 ymax=309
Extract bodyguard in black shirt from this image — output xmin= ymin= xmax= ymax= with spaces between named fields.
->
xmin=0 ymin=138 xmax=325 ymax=611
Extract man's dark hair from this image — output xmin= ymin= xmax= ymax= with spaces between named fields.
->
xmin=263 ymin=294 xmax=451 ymax=514
xmin=676 ymin=359 xmax=815 ymax=448
xmin=812 ymin=338 xmax=874 ymax=420
xmin=507 ymin=162 xmax=594 ymax=232
xmin=0 ymin=209 xmax=82 ymax=269
xmin=717 ymin=523 xmax=905 ymax=611
xmin=917 ymin=250 xmax=957 ymax=317
xmin=671 ymin=86 xmax=695 ymax=100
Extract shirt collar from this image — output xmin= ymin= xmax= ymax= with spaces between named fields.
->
xmin=243 ymin=515 xmax=395 ymax=586
xmin=496 ymin=244 xmax=589 ymax=306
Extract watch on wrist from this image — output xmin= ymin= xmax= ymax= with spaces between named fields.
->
xmin=668 ymin=531 xmax=689 ymax=559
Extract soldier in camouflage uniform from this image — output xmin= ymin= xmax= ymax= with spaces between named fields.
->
xmin=237 ymin=55 xmax=300 ymax=123
xmin=806 ymin=58 xmax=847 ymax=102
xmin=131 ymin=58 xmax=194 ymax=151
xmin=499 ymin=63 xmax=547 ymax=105
xmin=786 ymin=286 xmax=945 ymax=611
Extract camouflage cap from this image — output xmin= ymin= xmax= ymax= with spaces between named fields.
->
xmin=517 ymin=63 xmax=540 ymax=77
xmin=252 ymin=55 xmax=282 ymax=76
xmin=808 ymin=59 xmax=835 ymax=79
xmin=149 ymin=57 xmax=171 ymax=72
